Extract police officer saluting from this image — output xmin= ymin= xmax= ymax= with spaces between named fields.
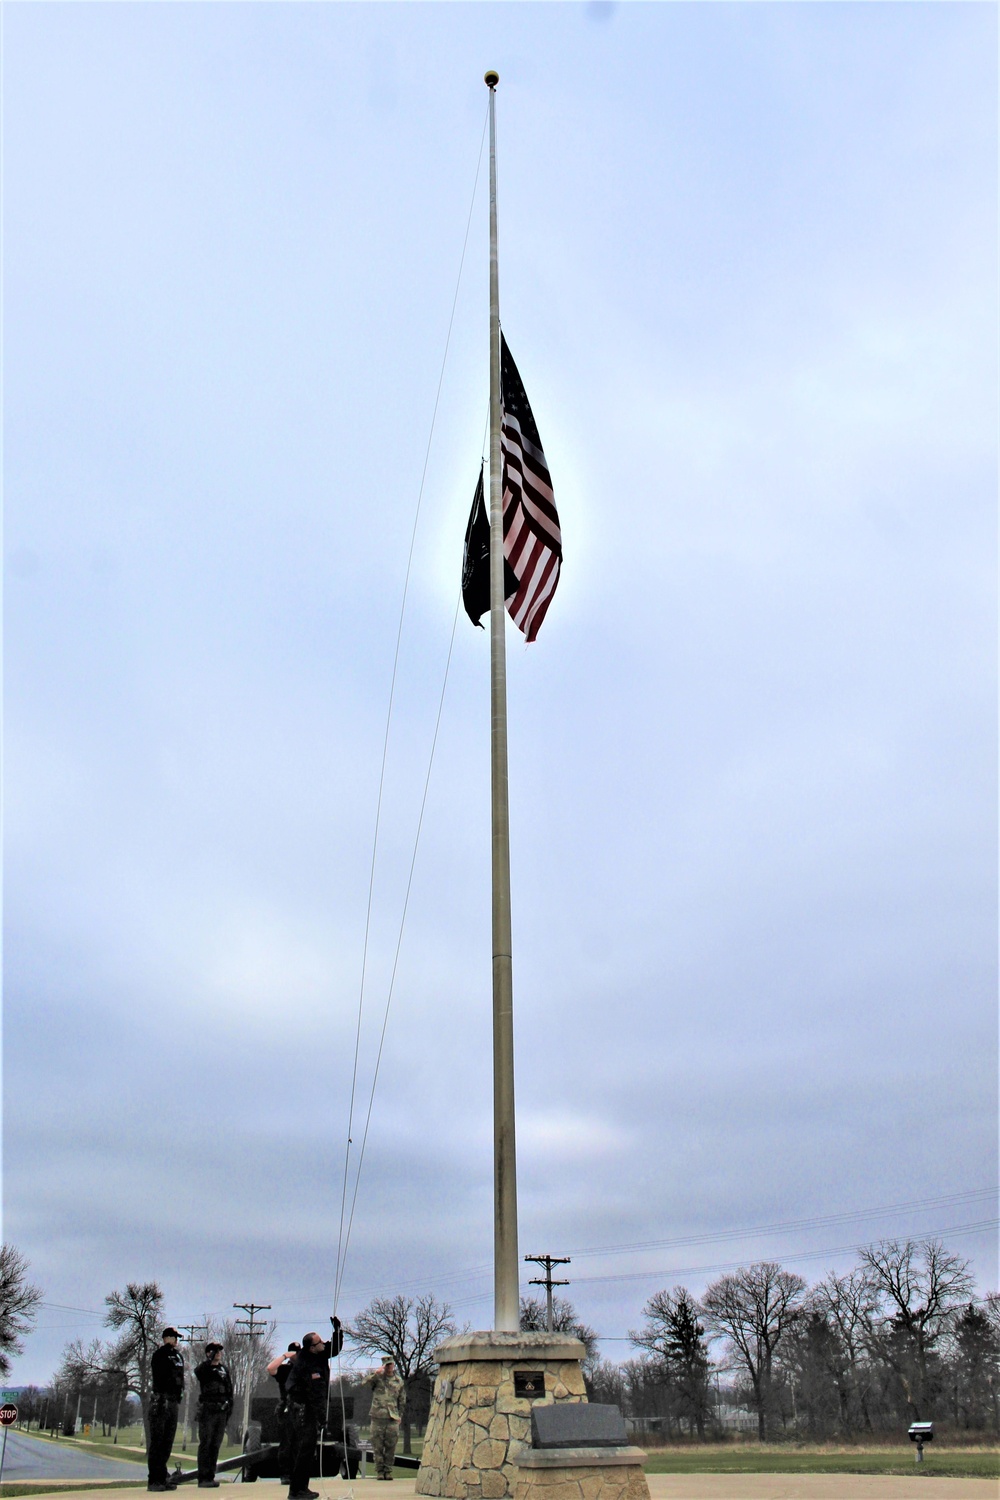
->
xmin=267 ymin=1342 xmax=301 ymax=1486
xmin=194 ymin=1343 xmax=234 ymax=1488
xmin=147 ymin=1327 xmax=185 ymax=1491
xmin=272 ymin=1318 xmax=343 ymax=1500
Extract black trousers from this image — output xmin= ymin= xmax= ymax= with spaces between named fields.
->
xmin=287 ymin=1402 xmax=318 ymax=1494
xmin=197 ymin=1408 xmax=228 ymax=1482
xmin=276 ymin=1405 xmax=293 ymax=1481
xmin=147 ymin=1396 xmax=180 ymax=1484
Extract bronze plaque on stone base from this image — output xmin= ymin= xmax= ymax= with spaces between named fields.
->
xmin=513 ymin=1371 xmax=544 ymax=1400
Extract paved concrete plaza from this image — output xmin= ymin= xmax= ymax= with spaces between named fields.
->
xmin=14 ymin=1476 xmax=995 ymax=1500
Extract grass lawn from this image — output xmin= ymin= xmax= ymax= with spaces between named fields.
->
xmin=642 ymin=1445 xmax=999 ymax=1479
xmin=0 ymin=1486 xmax=142 ymax=1497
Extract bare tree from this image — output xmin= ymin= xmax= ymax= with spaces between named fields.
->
xmin=59 ymin=1337 xmax=106 ymax=1382
xmin=985 ymin=1293 xmax=1000 ymax=1341
xmin=0 ymin=1245 xmax=43 ymax=1377
xmin=810 ymin=1268 xmax=880 ymax=1435
xmin=701 ymin=1262 xmax=805 ymax=1441
xmin=104 ymin=1281 xmax=164 ymax=1444
xmin=58 ymin=1337 xmax=106 ymax=1428
xmin=587 ymin=1359 xmax=626 ymax=1409
xmin=215 ymin=1316 xmax=276 ymax=1444
xmin=346 ymin=1294 xmax=455 ymax=1453
xmin=950 ymin=1302 xmax=1000 ymax=1433
xmin=520 ymin=1296 xmax=599 ymax=1369
xmin=629 ymin=1287 xmax=712 ymax=1437
xmin=858 ymin=1239 xmax=975 ymax=1420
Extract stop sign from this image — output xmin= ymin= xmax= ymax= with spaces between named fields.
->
xmin=0 ymin=1406 xmax=17 ymax=1427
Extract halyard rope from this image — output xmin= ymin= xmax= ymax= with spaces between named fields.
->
xmin=322 ymin=100 xmax=490 ymax=1483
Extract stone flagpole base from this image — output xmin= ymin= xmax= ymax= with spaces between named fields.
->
xmin=511 ymin=1446 xmax=650 ymax=1500
xmin=416 ymin=1332 xmax=587 ymax=1500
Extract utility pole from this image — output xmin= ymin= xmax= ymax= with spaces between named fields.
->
xmin=177 ymin=1325 xmax=208 ymax=1450
xmin=524 ymin=1255 xmax=571 ymax=1334
xmin=233 ymin=1302 xmax=271 ymax=1471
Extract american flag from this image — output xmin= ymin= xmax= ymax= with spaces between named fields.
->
xmin=462 ymin=338 xmax=562 ymax=641
xmin=500 ymin=335 xmax=561 ymax=642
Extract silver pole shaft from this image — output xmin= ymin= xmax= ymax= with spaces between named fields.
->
xmin=487 ymin=73 xmax=519 ymax=1334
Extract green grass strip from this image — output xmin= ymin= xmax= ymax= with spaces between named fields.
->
xmin=643 ymin=1446 xmax=999 ymax=1478
xmin=0 ymin=1484 xmax=145 ymax=1497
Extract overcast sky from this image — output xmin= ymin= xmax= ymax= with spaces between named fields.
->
xmin=4 ymin=2 xmax=997 ymax=1387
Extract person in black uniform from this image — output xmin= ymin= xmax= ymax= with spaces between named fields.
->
xmin=281 ymin=1319 xmax=343 ymax=1500
xmin=194 ymin=1343 xmax=234 ymax=1488
xmin=147 ymin=1327 xmax=185 ymax=1491
xmin=265 ymin=1342 xmax=301 ymax=1486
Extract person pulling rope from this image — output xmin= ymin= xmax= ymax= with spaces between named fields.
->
xmin=268 ymin=1319 xmax=343 ymax=1499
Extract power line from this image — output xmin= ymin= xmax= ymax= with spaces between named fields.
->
xmin=436 ymin=1216 xmax=998 ymax=1314
xmin=570 ymin=1217 xmax=1000 ymax=1288
xmin=324 ymin=1184 xmax=996 ymax=1304
xmin=565 ymin=1187 xmax=998 ymax=1261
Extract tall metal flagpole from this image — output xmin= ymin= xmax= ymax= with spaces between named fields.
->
xmin=485 ymin=69 xmax=519 ymax=1334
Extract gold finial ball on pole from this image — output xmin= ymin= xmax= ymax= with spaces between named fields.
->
xmin=484 ymin=70 xmax=499 ymax=88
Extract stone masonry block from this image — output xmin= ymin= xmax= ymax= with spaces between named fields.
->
xmin=496 ymin=1388 xmax=530 ymax=1416
xmin=472 ymin=1439 xmax=506 ymax=1469
xmin=451 ymin=1431 xmax=472 ymax=1470
xmin=488 ymin=1414 xmax=509 ymax=1441
xmin=579 ymin=1476 xmax=611 ymax=1500
xmin=482 ymin=1471 xmax=508 ymax=1499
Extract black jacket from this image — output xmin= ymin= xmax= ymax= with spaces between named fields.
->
xmin=195 ymin=1360 xmax=234 ymax=1412
xmin=274 ymin=1362 xmax=292 ymax=1408
xmin=285 ymin=1328 xmax=344 ymax=1413
xmin=151 ymin=1344 xmax=185 ymax=1400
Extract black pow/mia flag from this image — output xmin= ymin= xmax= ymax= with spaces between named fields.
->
xmin=462 ymin=464 xmax=517 ymax=628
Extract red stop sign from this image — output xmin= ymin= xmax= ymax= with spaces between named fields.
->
xmin=0 ymin=1406 xmax=17 ymax=1426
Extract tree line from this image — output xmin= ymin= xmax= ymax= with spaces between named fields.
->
xmin=3 ymin=1235 xmax=998 ymax=1448
xmin=590 ymin=1238 xmax=998 ymax=1442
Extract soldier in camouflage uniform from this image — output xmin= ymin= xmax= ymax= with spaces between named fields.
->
xmin=366 ymin=1358 xmax=405 ymax=1481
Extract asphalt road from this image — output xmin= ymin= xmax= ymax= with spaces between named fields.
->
xmin=0 ymin=1427 xmax=149 ymax=1481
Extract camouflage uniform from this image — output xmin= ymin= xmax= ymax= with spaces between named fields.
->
xmin=367 ymin=1370 xmax=405 ymax=1479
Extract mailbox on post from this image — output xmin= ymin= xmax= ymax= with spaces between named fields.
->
xmin=908 ymin=1422 xmax=934 ymax=1462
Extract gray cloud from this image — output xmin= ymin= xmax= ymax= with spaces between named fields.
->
xmin=5 ymin=1 xmax=996 ymax=1386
